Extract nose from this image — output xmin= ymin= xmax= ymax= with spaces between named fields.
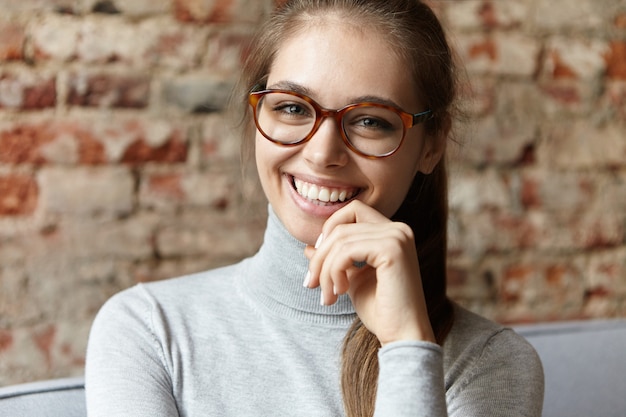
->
xmin=301 ymin=117 xmax=350 ymax=169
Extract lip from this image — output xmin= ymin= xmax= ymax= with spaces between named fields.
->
xmin=285 ymin=173 xmax=361 ymax=217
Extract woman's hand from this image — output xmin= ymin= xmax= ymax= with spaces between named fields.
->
xmin=304 ymin=200 xmax=436 ymax=345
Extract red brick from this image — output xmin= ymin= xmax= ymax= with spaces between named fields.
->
xmin=0 ymin=21 xmax=25 ymax=61
xmin=0 ymin=329 xmax=13 ymax=352
xmin=546 ymin=264 xmax=567 ymax=286
xmin=586 ymin=249 xmax=626 ymax=297
xmin=477 ymin=2 xmax=499 ymax=29
xmin=539 ymin=83 xmax=581 ymax=105
xmin=139 ymin=169 xmax=236 ymax=211
xmin=0 ymin=124 xmax=51 ymax=164
xmin=606 ymin=41 xmax=626 ymax=80
xmin=0 ymin=121 xmax=106 ymax=165
xmin=67 ymin=73 xmax=150 ymax=108
xmin=541 ymin=38 xmax=608 ymax=81
xmin=35 ymin=118 xmax=189 ymax=164
xmin=548 ymin=51 xmax=577 ymax=79
xmin=121 ymin=135 xmax=187 ymax=164
xmin=147 ymin=173 xmax=186 ymax=200
xmin=0 ymin=174 xmax=38 ymax=216
xmin=584 ymin=287 xmax=611 ymax=299
xmin=604 ymin=82 xmax=626 ymax=121
xmin=498 ymin=259 xmax=586 ymax=313
xmin=469 ymin=38 xmax=498 ymax=62
xmin=39 ymin=121 xmax=106 ymax=164
xmin=575 ymin=216 xmax=624 ymax=249
xmin=74 ymin=130 xmax=107 ymax=164
xmin=174 ymin=0 xmax=233 ymax=23
xmin=173 ymin=0 xmax=270 ymax=23
xmin=520 ymin=176 xmax=541 ymax=209
xmin=0 ymin=73 xmax=56 ymax=109
xmin=33 ymin=324 xmax=56 ymax=369
xmin=501 ymin=264 xmax=533 ymax=303
xmin=154 ymin=31 xmax=191 ymax=57
xmin=23 ymin=77 xmax=57 ymax=109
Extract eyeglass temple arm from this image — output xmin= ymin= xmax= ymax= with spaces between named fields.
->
xmin=412 ymin=110 xmax=433 ymax=126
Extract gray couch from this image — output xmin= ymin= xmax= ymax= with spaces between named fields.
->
xmin=1 ymin=318 xmax=625 ymax=416
xmin=514 ymin=318 xmax=626 ymax=417
xmin=0 ymin=376 xmax=85 ymax=417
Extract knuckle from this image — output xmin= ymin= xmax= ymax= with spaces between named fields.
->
xmin=395 ymin=222 xmax=414 ymax=241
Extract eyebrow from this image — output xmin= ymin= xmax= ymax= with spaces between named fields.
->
xmin=266 ymin=80 xmax=408 ymax=110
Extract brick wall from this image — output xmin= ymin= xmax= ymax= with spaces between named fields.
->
xmin=444 ymin=0 xmax=626 ymax=323
xmin=0 ymin=0 xmax=625 ymax=386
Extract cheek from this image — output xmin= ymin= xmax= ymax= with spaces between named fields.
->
xmin=255 ymin=134 xmax=276 ymax=172
xmin=254 ymin=135 xmax=295 ymax=188
xmin=254 ymin=136 xmax=273 ymax=192
xmin=369 ymin=155 xmax=422 ymax=216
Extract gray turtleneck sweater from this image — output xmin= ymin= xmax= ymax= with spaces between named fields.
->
xmin=85 ymin=208 xmax=544 ymax=416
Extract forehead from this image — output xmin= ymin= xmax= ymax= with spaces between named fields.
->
xmin=267 ymin=21 xmax=419 ymax=109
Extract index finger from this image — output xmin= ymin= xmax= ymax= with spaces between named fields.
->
xmin=320 ymin=200 xmax=390 ymax=239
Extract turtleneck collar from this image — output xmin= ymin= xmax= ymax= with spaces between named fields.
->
xmin=239 ymin=206 xmax=356 ymax=325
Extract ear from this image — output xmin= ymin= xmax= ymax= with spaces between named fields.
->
xmin=417 ymin=140 xmax=443 ymax=174
xmin=416 ymin=116 xmax=451 ymax=174
xmin=416 ymin=132 xmax=447 ymax=174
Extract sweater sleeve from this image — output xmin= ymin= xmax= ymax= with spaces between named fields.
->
xmin=85 ymin=286 xmax=180 ymax=417
xmin=374 ymin=341 xmax=448 ymax=417
xmin=374 ymin=330 xmax=544 ymax=417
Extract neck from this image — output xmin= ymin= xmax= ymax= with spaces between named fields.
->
xmin=241 ymin=206 xmax=356 ymax=325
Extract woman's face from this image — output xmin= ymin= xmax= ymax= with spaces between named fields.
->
xmin=255 ymin=21 xmax=441 ymax=245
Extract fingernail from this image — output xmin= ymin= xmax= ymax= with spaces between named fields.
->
xmin=314 ymin=233 xmax=324 ymax=249
xmin=303 ymin=271 xmax=311 ymax=287
xmin=333 ymin=285 xmax=338 ymax=295
xmin=320 ymin=291 xmax=325 ymax=306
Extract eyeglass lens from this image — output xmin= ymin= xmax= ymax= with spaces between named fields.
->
xmin=254 ymin=91 xmax=406 ymax=157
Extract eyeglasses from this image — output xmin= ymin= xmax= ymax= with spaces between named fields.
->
xmin=248 ymin=89 xmax=432 ymax=158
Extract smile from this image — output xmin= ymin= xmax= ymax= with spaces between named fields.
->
xmin=292 ymin=177 xmax=359 ymax=204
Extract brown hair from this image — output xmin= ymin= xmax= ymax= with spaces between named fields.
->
xmin=238 ymin=1 xmax=458 ymax=416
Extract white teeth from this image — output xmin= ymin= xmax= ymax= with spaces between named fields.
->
xmin=307 ymin=184 xmax=319 ymax=200
xmin=330 ymin=190 xmax=339 ymax=202
xmin=293 ymin=178 xmax=356 ymax=203
xmin=318 ymin=188 xmax=330 ymax=202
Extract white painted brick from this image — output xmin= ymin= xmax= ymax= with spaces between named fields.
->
xmin=37 ymin=166 xmax=134 ymax=217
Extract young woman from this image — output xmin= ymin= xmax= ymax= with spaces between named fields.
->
xmin=86 ymin=1 xmax=544 ymax=416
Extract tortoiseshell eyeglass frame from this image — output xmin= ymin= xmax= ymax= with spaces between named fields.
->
xmin=248 ymin=88 xmax=433 ymax=159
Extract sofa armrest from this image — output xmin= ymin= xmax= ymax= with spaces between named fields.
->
xmin=0 ymin=376 xmax=86 ymax=417
xmin=515 ymin=319 xmax=626 ymax=417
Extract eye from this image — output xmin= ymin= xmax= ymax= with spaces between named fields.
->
xmin=274 ymin=102 xmax=311 ymax=117
xmin=262 ymin=92 xmax=315 ymax=121
xmin=353 ymin=116 xmax=394 ymax=130
xmin=344 ymin=106 xmax=404 ymax=141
